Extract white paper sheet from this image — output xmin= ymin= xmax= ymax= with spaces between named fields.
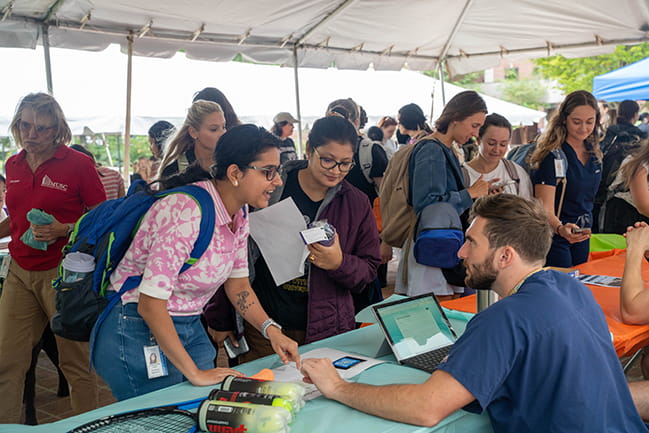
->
xmin=272 ymin=347 xmax=387 ymax=400
xmin=578 ymin=274 xmax=622 ymax=288
xmin=249 ymin=198 xmax=310 ymax=286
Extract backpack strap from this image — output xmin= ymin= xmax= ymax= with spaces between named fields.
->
xmin=551 ymin=148 xmax=568 ymax=218
xmin=358 ymin=136 xmax=375 ymax=187
xmin=157 ymin=185 xmax=216 ymax=272
xmin=501 ymin=159 xmax=520 ymax=193
xmin=461 ymin=166 xmax=471 ymax=189
xmin=501 ymin=159 xmax=519 ymax=182
xmin=439 ymin=141 xmax=466 ymax=190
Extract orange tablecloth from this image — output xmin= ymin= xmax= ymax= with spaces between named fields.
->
xmin=441 ymin=249 xmax=649 ymax=357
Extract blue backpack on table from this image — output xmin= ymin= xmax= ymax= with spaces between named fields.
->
xmin=50 ymin=182 xmax=215 ymax=342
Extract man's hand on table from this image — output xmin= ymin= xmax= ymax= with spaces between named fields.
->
xmin=300 ymin=358 xmax=345 ymax=399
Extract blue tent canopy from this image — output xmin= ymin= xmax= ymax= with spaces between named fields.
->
xmin=593 ymin=57 xmax=649 ymax=101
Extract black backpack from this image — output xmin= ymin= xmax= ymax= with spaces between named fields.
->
xmin=594 ymin=129 xmax=642 ymax=208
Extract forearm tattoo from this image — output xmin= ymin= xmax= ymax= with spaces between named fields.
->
xmin=235 ymin=290 xmax=255 ymax=316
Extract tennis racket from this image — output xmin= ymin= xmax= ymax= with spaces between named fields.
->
xmin=68 ymin=396 xmax=205 ymax=433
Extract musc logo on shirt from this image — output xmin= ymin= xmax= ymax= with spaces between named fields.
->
xmin=41 ymin=175 xmax=68 ymax=192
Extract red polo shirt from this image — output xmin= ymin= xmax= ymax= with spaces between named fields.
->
xmin=6 ymin=145 xmax=106 ymax=270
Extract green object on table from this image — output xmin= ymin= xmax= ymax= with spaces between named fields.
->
xmin=589 ymin=233 xmax=626 ymax=252
xmin=20 ymin=209 xmax=54 ymax=251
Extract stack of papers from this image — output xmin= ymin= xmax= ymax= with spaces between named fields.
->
xmin=578 ymin=274 xmax=622 ymax=288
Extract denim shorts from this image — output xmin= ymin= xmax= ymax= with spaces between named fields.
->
xmin=91 ymin=302 xmax=216 ymax=400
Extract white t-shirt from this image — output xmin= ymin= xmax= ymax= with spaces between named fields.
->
xmin=382 ymin=138 xmax=398 ymax=159
xmin=463 ymin=160 xmax=533 ymax=199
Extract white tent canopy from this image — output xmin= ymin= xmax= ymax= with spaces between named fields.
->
xmin=0 ymin=46 xmax=545 ymax=137
xmin=1 ymin=0 xmax=649 ymax=76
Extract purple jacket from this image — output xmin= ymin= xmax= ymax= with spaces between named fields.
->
xmin=204 ymin=160 xmax=381 ymax=344
xmin=300 ymin=180 xmax=381 ymax=342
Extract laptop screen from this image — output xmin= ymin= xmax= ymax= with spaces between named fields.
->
xmin=373 ymin=295 xmax=457 ymax=361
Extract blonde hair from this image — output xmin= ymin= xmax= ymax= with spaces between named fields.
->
xmin=158 ymin=100 xmax=223 ymax=178
xmin=10 ymin=93 xmax=71 ymax=149
xmin=530 ymin=90 xmax=602 ymax=168
xmin=619 ymin=138 xmax=649 ymax=189
xmin=326 ymin=98 xmax=360 ymax=125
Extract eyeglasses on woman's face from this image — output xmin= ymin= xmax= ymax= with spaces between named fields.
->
xmin=18 ymin=120 xmax=55 ymax=136
xmin=313 ymin=147 xmax=355 ymax=172
xmin=246 ymin=164 xmax=281 ymax=181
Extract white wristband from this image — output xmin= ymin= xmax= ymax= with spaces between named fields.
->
xmin=261 ymin=318 xmax=282 ymax=340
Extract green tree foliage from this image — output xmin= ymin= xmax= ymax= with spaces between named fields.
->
xmin=501 ymin=79 xmax=547 ymax=109
xmin=534 ymin=43 xmax=649 ymax=94
xmin=0 ymin=137 xmax=16 ymax=172
xmin=424 ymin=70 xmax=483 ymax=91
xmin=82 ymin=134 xmax=151 ymax=170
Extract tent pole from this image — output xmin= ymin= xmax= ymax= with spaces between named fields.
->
xmin=438 ymin=60 xmax=447 ymax=106
xmin=429 ymin=80 xmax=436 ymax=125
xmin=292 ymin=46 xmax=303 ymax=157
xmin=41 ymin=24 xmax=53 ymax=94
xmin=123 ymin=34 xmax=133 ymax=186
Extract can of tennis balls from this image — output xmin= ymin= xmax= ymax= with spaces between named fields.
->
xmin=197 ymin=400 xmax=290 ymax=433
xmin=208 ymin=390 xmax=294 ymax=419
xmin=221 ymin=376 xmax=306 ymax=410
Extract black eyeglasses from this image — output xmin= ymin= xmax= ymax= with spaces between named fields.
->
xmin=313 ymin=148 xmax=355 ymax=172
xmin=19 ymin=120 xmax=55 ymax=135
xmin=247 ymin=165 xmax=281 ymax=181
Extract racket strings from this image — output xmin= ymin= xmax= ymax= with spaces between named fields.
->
xmin=71 ymin=411 xmax=196 ymax=432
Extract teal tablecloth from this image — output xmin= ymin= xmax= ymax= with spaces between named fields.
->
xmin=1 ymin=299 xmax=492 ymax=433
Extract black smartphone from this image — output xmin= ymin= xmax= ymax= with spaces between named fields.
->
xmin=332 ymin=356 xmax=364 ymax=370
xmin=223 ymin=336 xmax=250 ymax=358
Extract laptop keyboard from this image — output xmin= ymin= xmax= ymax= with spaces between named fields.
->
xmin=403 ymin=345 xmax=451 ymax=373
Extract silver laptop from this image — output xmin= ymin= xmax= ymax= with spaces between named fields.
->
xmin=372 ymin=294 xmax=458 ymax=373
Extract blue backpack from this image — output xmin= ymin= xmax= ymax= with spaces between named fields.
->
xmin=414 ymin=202 xmax=464 ymax=269
xmin=506 ymin=142 xmax=567 ymax=178
xmin=50 ymin=183 xmax=216 ymax=342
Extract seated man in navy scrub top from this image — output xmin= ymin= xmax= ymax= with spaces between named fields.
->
xmin=530 ymin=90 xmax=602 ymax=267
xmin=301 ymin=194 xmax=646 ymax=433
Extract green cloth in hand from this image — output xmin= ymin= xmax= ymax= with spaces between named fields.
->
xmin=20 ymin=209 xmax=55 ymax=251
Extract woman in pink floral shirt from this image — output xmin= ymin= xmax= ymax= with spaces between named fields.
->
xmin=92 ymin=116 xmax=299 ymax=400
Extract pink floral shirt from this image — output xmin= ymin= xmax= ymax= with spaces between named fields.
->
xmin=113 ymin=180 xmax=249 ymax=315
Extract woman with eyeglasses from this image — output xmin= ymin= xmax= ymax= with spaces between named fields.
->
xmin=92 ymin=124 xmax=300 ymax=400
xmin=239 ymin=115 xmax=381 ymax=362
xmin=0 ymin=93 xmax=106 ymax=421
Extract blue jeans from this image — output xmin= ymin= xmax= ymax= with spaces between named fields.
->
xmin=91 ymin=302 xmax=216 ymax=400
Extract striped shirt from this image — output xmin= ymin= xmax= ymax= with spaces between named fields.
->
xmin=97 ymin=166 xmax=124 ymax=200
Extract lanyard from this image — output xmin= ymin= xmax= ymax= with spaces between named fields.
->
xmin=509 ymin=268 xmax=543 ymax=297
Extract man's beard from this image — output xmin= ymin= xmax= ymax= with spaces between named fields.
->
xmin=465 ymin=251 xmax=498 ymax=290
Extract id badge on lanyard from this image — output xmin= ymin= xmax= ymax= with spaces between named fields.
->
xmin=554 ymin=158 xmax=566 ymax=178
